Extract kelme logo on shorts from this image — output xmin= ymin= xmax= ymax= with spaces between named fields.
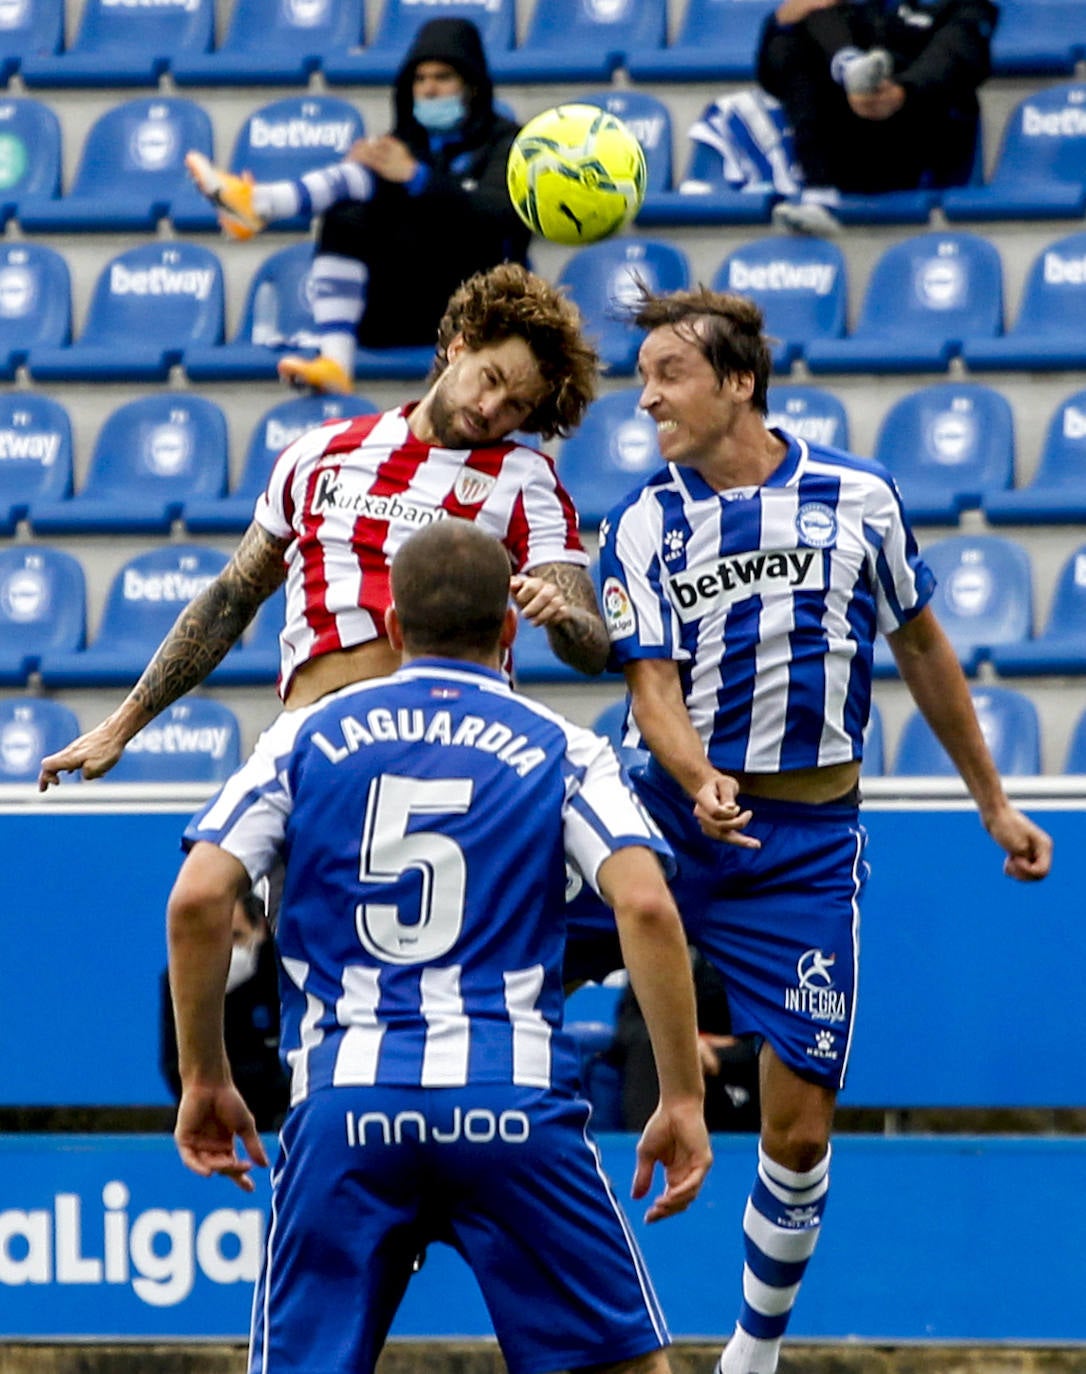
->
xmin=665 ymin=548 xmax=822 ymax=621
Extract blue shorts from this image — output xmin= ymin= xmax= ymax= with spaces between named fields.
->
xmin=250 ymin=1084 xmax=669 ymax=1374
xmin=631 ymin=762 xmax=868 ymax=1092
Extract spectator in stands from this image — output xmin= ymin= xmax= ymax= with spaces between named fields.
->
xmin=682 ymin=0 xmax=996 ymax=234
xmin=611 ymin=950 xmax=760 ymax=1134
xmin=185 ymin=17 xmax=530 ymax=393
xmin=160 ymin=888 xmax=289 ymax=1132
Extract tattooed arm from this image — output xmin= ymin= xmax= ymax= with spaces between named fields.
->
xmin=38 ymin=523 xmax=289 ymax=788
xmin=512 ymin=560 xmax=610 ymax=677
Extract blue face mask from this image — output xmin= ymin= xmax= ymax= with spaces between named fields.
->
xmin=414 ymin=93 xmax=467 ymax=132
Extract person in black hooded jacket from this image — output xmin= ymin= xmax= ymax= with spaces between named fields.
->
xmin=185 ymin=17 xmax=530 ymax=393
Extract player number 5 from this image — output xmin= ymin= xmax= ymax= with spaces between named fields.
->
xmin=356 ymin=773 xmax=473 ymax=964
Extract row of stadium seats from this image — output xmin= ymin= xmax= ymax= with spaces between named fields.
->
xmin=5 ymin=534 xmax=1086 ymax=689
xmin=6 ymin=81 xmax=1086 ymax=233
xmin=5 ymin=683 xmax=1085 ymax=787
xmin=7 ymin=226 xmax=1086 ymax=385
xmin=1 ymin=0 xmax=1077 ymax=89
xmin=6 ymin=381 xmax=1086 ymax=539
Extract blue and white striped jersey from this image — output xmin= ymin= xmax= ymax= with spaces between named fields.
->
xmin=184 ymin=660 xmax=670 ymax=1104
xmin=598 ymin=431 xmax=935 ymax=773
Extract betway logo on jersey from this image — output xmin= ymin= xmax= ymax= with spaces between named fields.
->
xmin=110 ymin=263 xmax=215 ymax=300
xmin=249 ymin=116 xmax=354 ymax=153
xmin=1022 ymin=104 xmax=1086 ymax=138
xmin=0 ymin=430 xmax=61 ymax=465
xmin=726 ymin=259 xmax=836 ymax=296
xmin=312 ymin=468 xmax=447 ymax=526
xmin=666 ymin=548 xmax=822 ymax=621
xmin=1043 ymin=252 xmax=1086 ymax=285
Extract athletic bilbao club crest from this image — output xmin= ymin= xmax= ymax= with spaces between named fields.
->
xmin=453 ymin=469 xmax=497 ymax=505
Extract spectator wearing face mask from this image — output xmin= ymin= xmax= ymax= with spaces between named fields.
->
xmin=184 ymin=17 xmax=531 ymax=393
xmin=160 ymin=889 xmax=289 ymax=1132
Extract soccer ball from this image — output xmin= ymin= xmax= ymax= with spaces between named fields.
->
xmin=506 ymin=104 xmax=647 ymax=246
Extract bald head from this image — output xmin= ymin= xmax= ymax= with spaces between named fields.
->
xmin=389 ymin=519 xmax=513 ymax=660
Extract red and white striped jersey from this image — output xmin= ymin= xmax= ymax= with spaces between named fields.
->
xmin=254 ymin=405 xmax=587 ymax=698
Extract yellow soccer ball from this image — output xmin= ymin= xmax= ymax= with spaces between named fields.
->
xmin=506 ymin=104 xmax=647 ymax=246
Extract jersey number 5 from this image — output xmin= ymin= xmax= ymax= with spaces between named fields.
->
xmin=356 ymin=773 xmax=474 ymax=964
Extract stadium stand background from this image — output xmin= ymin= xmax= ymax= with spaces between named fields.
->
xmin=1 ymin=6 xmax=1085 ymax=783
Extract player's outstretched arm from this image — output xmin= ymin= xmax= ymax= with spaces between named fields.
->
xmin=598 ymin=845 xmax=712 ymax=1222
xmin=169 ymin=842 xmax=270 ymax=1192
xmin=38 ymin=523 xmax=289 ymax=788
xmin=889 ymin=606 xmax=1053 ymax=881
xmin=515 ymin=561 xmax=610 ymax=675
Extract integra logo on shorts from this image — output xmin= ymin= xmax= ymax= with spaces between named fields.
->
xmin=666 ymin=548 xmax=822 ymax=621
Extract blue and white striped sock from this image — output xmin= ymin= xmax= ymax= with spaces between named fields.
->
xmin=718 ymin=1143 xmax=831 ymax=1374
xmin=254 ymin=162 xmax=374 ymax=222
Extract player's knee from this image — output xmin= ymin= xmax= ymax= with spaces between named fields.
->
xmin=761 ymin=1122 xmax=830 ymax=1175
xmin=577 ymin=1347 xmax=671 ymax=1374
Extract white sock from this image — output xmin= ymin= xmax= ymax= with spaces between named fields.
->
xmin=717 ymin=1323 xmax=781 ymax=1374
xmin=252 ymin=163 xmax=373 ymax=223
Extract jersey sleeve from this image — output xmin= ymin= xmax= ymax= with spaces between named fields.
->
xmin=505 ymin=446 xmax=589 ymax=572
xmin=252 ymin=419 xmax=354 ymax=541
xmin=182 ymin=710 xmax=304 ymax=883
xmin=598 ymin=500 xmax=686 ymax=664
xmin=863 ymin=474 xmax=936 ymax=636
xmin=561 ymin=727 xmax=674 ymax=896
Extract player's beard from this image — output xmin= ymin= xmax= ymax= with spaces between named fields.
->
xmin=427 ymin=374 xmax=490 ymax=449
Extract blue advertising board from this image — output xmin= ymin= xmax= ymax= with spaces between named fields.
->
xmin=2 ymin=1133 xmax=1085 ymax=1342
xmin=1 ymin=797 xmax=1082 ymax=1108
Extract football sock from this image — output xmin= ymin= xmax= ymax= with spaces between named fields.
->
xmin=308 ymin=253 xmax=367 ymax=375
xmin=718 ymin=1142 xmax=831 ymax=1374
xmin=254 ymin=163 xmax=374 ymax=222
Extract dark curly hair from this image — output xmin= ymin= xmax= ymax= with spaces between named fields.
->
xmin=431 ymin=263 xmax=598 ymax=440
xmin=634 ymin=286 xmax=773 ymax=415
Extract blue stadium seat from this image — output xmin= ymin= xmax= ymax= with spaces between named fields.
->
xmin=0 ymin=0 xmax=63 ymax=83
xmin=0 ymin=243 xmax=71 ymax=380
xmin=0 ymin=394 xmax=73 ymax=535
xmin=1064 ymin=708 xmax=1086 ymax=772
xmin=985 ymin=387 xmax=1086 ymax=524
xmin=557 ymin=387 xmax=660 ymax=528
xmin=172 ymin=0 xmax=365 ymax=85
xmin=17 ymin=97 xmax=213 ymax=232
xmin=989 ymin=543 xmax=1086 ymax=677
xmin=0 ymin=545 xmax=86 ymax=685
xmin=626 ymin=0 xmax=775 ymax=81
xmin=943 ymin=83 xmax=1086 ymax=222
xmin=0 ymin=697 xmax=81 ymax=784
xmin=20 ymin=0 xmax=213 ymax=86
xmin=109 ymin=697 xmax=241 ymax=782
xmin=0 ymin=99 xmax=62 ymax=226
xmin=185 ymin=393 xmax=377 ymax=533
xmin=172 ymin=97 xmax=364 ymax=233
xmin=39 ymin=545 xmax=230 ymax=687
xmin=322 ymin=0 xmax=514 ymax=85
xmin=805 ymin=232 xmax=1002 ymax=374
xmin=489 ymin=0 xmax=665 ymax=83
xmin=558 ymin=238 xmax=691 ymax=375
xmin=27 ymin=243 xmax=224 ymax=382
xmin=872 ymin=383 xmax=1015 ymax=525
xmin=875 ymin=535 xmax=1033 ymax=679
xmin=962 ymin=232 xmax=1086 ymax=371
xmin=766 ymin=384 xmax=850 ymax=451
xmin=991 ymin=0 xmax=1084 ymax=76
xmin=713 ymin=236 xmax=847 ymax=371
xmin=209 ymin=584 xmax=286 ymax=686
xmin=30 ymin=394 xmax=227 ymax=535
xmin=862 ymin=701 xmax=884 ymax=777
xmin=893 ymin=687 xmax=1041 ymax=776
xmin=591 ymin=698 xmax=650 ymax=771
